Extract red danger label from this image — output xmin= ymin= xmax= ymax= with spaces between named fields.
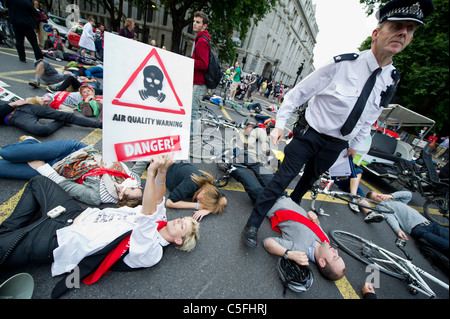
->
xmin=114 ymin=135 xmax=181 ymax=161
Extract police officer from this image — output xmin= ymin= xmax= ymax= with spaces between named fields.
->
xmin=243 ymin=0 xmax=435 ymax=248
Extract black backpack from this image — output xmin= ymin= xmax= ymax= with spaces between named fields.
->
xmin=197 ymin=35 xmax=221 ymax=89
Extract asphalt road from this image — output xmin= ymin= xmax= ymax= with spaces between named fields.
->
xmin=0 ymin=45 xmax=448 ymax=309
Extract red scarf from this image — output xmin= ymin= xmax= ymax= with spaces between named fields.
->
xmin=270 ymin=210 xmax=329 ymax=243
xmin=77 ymin=168 xmax=130 ymax=184
xmin=49 ymin=91 xmax=71 ymax=109
xmin=83 ymin=221 xmax=167 ymax=285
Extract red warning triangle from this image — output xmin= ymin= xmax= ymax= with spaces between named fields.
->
xmin=112 ymin=48 xmax=185 ymax=115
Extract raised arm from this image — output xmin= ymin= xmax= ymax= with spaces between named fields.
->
xmin=141 ymin=155 xmax=168 ymax=215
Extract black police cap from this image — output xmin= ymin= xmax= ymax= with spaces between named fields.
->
xmin=376 ymin=0 xmax=434 ymax=25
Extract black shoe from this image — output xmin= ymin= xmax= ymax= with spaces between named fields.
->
xmin=242 ymin=223 xmax=258 ymax=248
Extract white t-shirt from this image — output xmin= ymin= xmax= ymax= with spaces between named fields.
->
xmin=51 ymin=198 xmax=168 ymax=276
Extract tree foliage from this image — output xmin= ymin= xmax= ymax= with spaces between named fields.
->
xmin=159 ymin=0 xmax=278 ymax=63
xmin=359 ymin=0 xmax=449 ymax=135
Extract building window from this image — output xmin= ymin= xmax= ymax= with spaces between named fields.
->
xmin=163 ymin=10 xmax=168 ymax=26
xmin=147 ymin=8 xmax=153 ymax=23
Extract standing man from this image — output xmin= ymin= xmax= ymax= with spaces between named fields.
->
xmin=228 ymin=61 xmax=241 ymax=101
xmin=190 ymin=11 xmax=210 ymax=136
xmin=243 ymin=0 xmax=435 ymax=248
xmin=246 ymin=73 xmax=258 ymax=102
xmin=5 ymin=0 xmax=43 ymax=62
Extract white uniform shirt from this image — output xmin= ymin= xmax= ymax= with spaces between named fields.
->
xmin=51 ymin=198 xmax=168 ymax=276
xmin=276 ymin=50 xmax=397 ymax=150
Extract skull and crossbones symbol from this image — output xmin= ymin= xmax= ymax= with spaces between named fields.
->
xmin=139 ymin=65 xmax=166 ymax=103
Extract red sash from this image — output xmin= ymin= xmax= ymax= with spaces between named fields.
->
xmin=83 ymin=221 xmax=167 ymax=285
xmin=270 ymin=209 xmax=329 ymax=243
xmin=77 ymin=168 xmax=130 ymax=184
xmin=49 ymin=91 xmax=71 ymax=109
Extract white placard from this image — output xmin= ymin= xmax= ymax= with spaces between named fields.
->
xmin=328 ymin=148 xmax=352 ymax=177
xmin=102 ymin=32 xmax=194 ymax=162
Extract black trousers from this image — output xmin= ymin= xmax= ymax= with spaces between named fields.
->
xmin=0 ymin=176 xmax=84 ymax=268
xmin=246 ymin=125 xmax=348 ymax=229
xmin=9 ymin=104 xmax=102 ymax=136
xmin=12 ymin=23 xmax=43 ymax=62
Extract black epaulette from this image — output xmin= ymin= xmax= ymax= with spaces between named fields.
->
xmin=333 ymin=53 xmax=359 ymax=63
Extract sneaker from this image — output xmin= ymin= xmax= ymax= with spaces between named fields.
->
xmin=45 ymin=86 xmax=55 ymax=94
xmin=48 ymin=84 xmax=59 ymax=91
xmin=348 ymin=201 xmax=360 ymax=213
xmin=28 ymin=80 xmax=40 ymax=88
xmin=364 ymin=211 xmax=384 ymax=223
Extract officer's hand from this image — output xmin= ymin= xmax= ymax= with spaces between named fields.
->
xmin=270 ymin=128 xmax=284 ymax=146
xmin=344 ymin=148 xmax=357 ymax=158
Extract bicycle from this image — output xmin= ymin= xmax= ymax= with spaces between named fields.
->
xmin=309 ymin=172 xmax=395 ymax=216
xmin=0 ymin=10 xmax=14 ymax=48
xmin=190 ymin=105 xmax=251 ymax=160
xmin=393 ymin=150 xmax=448 ymax=226
xmin=330 ymin=229 xmax=449 ymax=298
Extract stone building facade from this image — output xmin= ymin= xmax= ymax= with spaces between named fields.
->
xmin=52 ymin=0 xmax=318 ymax=85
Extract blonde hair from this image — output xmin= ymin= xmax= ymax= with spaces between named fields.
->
xmin=175 ymin=217 xmax=200 ymax=252
xmin=26 ymin=97 xmax=45 ymax=105
xmin=191 ymin=171 xmax=226 ymax=214
xmin=124 ymin=18 xmax=135 ymax=28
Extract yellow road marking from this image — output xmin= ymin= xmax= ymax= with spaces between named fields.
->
xmin=335 ymin=277 xmax=360 ymax=299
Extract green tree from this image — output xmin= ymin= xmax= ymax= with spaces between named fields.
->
xmin=159 ymin=0 xmax=278 ymax=63
xmin=359 ymin=0 xmax=449 ymax=135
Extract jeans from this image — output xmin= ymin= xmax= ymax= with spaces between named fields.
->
xmin=247 ymin=126 xmax=348 ymax=228
xmin=9 ymin=104 xmax=102 ymax=136
xmin=0 ymin=176 xmax=84 ymax=267
xmin=85 ymin=66 xmax=103 ymax=78
xmin=410 ymin=223 xmax=449 ymax=256
xmin=191 ymin=84 xmax=207 ymax=136
xmin=0 ymin=139 xmax=87 ymax=179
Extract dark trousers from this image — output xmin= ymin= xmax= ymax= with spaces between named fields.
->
xmin=12 ymin=23 xmax=43 ymax=62
xmin=0 ymin=176 xmax=84 ymax=268
xmin=410 ymin=223 xmax=449 ymax=256
xmin=9 ymin=104 xmax=102 ymax=136
xmin=247 ymin=126 xmax=348 ymax=228
xmin=231 ymin=162 xmax=274 ymax=203
xmin=57 ymin=76 xmax=103 ymax=95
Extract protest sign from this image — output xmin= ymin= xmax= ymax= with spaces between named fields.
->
xmin=102 ymin=32 xmax=193 ymax=162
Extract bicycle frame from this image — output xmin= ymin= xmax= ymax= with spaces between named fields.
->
xmin=364 ymin=239 xmax=449 ymax=298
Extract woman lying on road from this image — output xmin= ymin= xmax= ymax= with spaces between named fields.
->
xmin=0 ymin=154 xmax=200 ymax=298
xmin=0 ymin=138 xmax=144 ymax=207
xmin=165 ymin=162 xmax=227 ymax=221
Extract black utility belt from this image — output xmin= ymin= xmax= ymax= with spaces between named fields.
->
xmin=294 ymin=116 xmax=346 ymax=143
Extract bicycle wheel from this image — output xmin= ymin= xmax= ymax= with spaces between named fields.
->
xmin=329 ymin=230 xmax=407 ymax=281
xmin=215 ymin=174 xmax=230 ymax=188
xmin=189 ymin=133 xmax=225 ymax=160
xmin=423 ymin=195 xmax=449 ymax=227
xmin=198 ymin=107 xmax=219 ymax=131
xmin=332 ymin=192 xmax=395 ymax=214
xmin=1 ymin=24 xmax=14 ymax=48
